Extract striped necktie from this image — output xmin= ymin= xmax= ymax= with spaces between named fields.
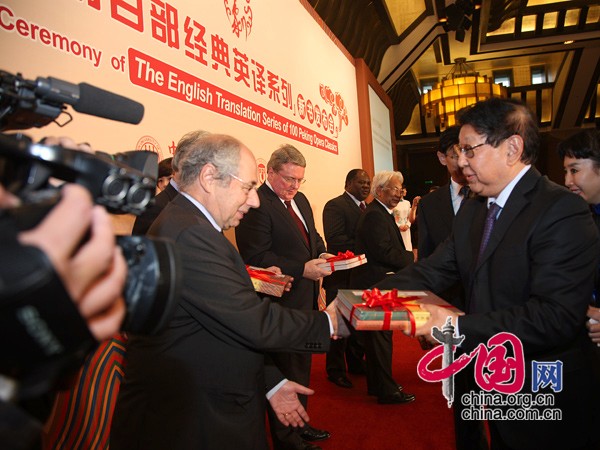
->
xmin=477 ymin=202 xmax=501 ymax=263
xmin=284 ymin=200 xmax=309 ymax=246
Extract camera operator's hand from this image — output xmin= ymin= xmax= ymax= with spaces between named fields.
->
xmin=18 ymin=184 xmax=127 ymax=340
xmin=0 ymin=184 xmax=19 ymax=208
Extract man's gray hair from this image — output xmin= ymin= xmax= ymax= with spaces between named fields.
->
xmin=172 ymin=130 xmax=210 ymax=174
xmin=267 ymin=144 xmax=306 ymax=171
xmin=176 ymin=132 xmax=244 ymax=191
xmin=371 ymin=170 xmax=404 ymax=198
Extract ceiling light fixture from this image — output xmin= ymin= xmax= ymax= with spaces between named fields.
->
xmin=420 ymin=57 xmax=508 ymax=128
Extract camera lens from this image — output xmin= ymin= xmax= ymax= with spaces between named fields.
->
xmin=117 ymin=235 xmax=181 ymax=335
xmin=126 ymin=181 xmax=153 ymax=214
xmin=102 ymin=173 xmax=128 ymax=203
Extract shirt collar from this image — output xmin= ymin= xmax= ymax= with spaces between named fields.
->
xmin=180 ymin=192 xmax=222 ymax=232
xmin=265 ymin=179 xmax=287 ymax=205
xmin=487 ymin=165 xmax=531 ymax=208
xmin=345 ymin=190 xmax=363 ymax=207
xmin=449 ymin=178 xmax=464 ymax=199
xmin=375 ymin=198 xmax=394 ymax=214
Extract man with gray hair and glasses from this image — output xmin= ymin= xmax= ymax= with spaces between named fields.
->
xmin=351 ymin=170 xmax=416 ymax=405
xmin=376 ymin=98 xmax=600 ymax=449
xmin=236 ymin=144 xmax=334 ymax=450
xmin=111 ymin=133 xmax=348 ymax=450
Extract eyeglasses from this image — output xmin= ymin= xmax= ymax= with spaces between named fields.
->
xmin=454 ymin=142 xmax=488 ymax=159
xmin=455 ymin=134 xmax=516 ymax=159
xmin=228 ymin=173 xmax=257 ymax=193
xmin=277 ymin=171 xmax=306 ymax=186
xmin=384 ymin=186 xmax=403 ymax=195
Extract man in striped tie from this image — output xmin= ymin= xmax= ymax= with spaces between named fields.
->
xmin=376 ymin=98 xmax=600 ymax=450
xmin=235 ymin=145 xmax=334 ymax=450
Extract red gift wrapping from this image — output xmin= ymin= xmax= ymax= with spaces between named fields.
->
xmin=337 ymin=289 xmax=459 ymax=335
xmin=246 ymin=266 xmax=291 ymax=297
xmin=352 ymin=288 xmax=420 ymax=336
xmin=318 ymin=251 xmax=367 ymax=271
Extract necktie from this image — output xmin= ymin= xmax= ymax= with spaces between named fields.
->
xmin=359 ymin=201 xmax=366 ymax=212
xmin=459 ymin=185 xmax=471 ymax=209
xmin=477 ymin=202 xmax=501 ymax=263
xmin=284 ymin=200 xmax=309 ymax=246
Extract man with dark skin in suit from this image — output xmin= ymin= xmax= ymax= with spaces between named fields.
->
xmin=322 ymin=169 xmax=371 ymax=388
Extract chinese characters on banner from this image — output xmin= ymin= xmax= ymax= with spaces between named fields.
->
xmin=76 ymin=0 xmax=350 ymax=153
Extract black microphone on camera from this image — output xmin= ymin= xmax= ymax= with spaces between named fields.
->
xmin=0 ymin=70 xmax=144 ymax=130
xmin=37 ymin=77 xmax=144 ymax=124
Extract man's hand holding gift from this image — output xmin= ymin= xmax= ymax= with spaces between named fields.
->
xmin=303 ymin=256 xmax=334 ymax=281
xmin=411 ymin=304 xmax=464 ymax=344
xmin=264 ymin=266 xmax=294 ymax=292
xmin=325 ymin=299 xmax=351 ymax=340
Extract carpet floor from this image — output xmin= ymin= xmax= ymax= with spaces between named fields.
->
xmin=301 ymin=332 xmax=456 ymax=450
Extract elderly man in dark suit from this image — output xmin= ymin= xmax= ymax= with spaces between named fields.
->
xmin=351 ymin=170 xmax=416 ymax=405
xmin=235 ymin=145 xmax=333 ymax=450
xmin=110 ymin=132 xmax=348 ymax=450
xmin=322 ymin=169 xmax=371 ymax=388
xmin=377 ymin=98 xmax=600 ymax=450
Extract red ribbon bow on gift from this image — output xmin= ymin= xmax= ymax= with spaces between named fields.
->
xmin=326 ymin=250 xmax=356 ymax=262
xmin=325 ymin=251 xmax=363 ymax=271
xmin=359 ymin=288 xmax=420 ymax=336
xmin=245 ymin=266 xmax=286 ymax=285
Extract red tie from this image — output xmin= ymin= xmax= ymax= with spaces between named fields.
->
xmin=359 ymin=201 xmax=366 ymax=212
xmin=284 ymin=200 xmax=309 ymax=246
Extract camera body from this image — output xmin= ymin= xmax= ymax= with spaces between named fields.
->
xmin=0 ymin=70 xmax=181 ymax=400
xmin=0 ymin=133 xmax=156 ymax=215
xmin=0 ymin=133 xmax=181 ymax=336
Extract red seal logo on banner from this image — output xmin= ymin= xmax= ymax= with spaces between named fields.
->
xmin=136 ymin=135 xmax=162 ymax=159
xmin=224 ymin=0 xmax=253 ymax=39
xmin=256 ymin=159 xmax=267 ymax=184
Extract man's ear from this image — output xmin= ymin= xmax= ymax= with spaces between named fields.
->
xmin=198 ymin=163 xmax=218 ymax=192
xmin=437 ymin=151 xmax=448 ymax=167
xmin=505 ymin=134 xmax=524 ymax=165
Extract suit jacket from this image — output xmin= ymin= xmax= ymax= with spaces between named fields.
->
xmin=131 ymin=182 xmax=178 ymax=235
xmin=235 ymin=183 xmax=327 ymax=311
xmin=322 ymin=191 xmax=363 ymax=291
xmin=417 ymin=183 xmax=454 ymax=259
xmin=376 ymin=168 xmax=600 ymax=449
xmin=417 ymin=183 xmax=467 ymax=308
xmin=110 ymin=195 xmax=330 ymax=450
xmin=351 ymin=199 xmax=414 ymax=289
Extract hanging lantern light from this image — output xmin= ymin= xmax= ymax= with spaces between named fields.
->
xmin=421 ymin=57 xmax=507 ymax=128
